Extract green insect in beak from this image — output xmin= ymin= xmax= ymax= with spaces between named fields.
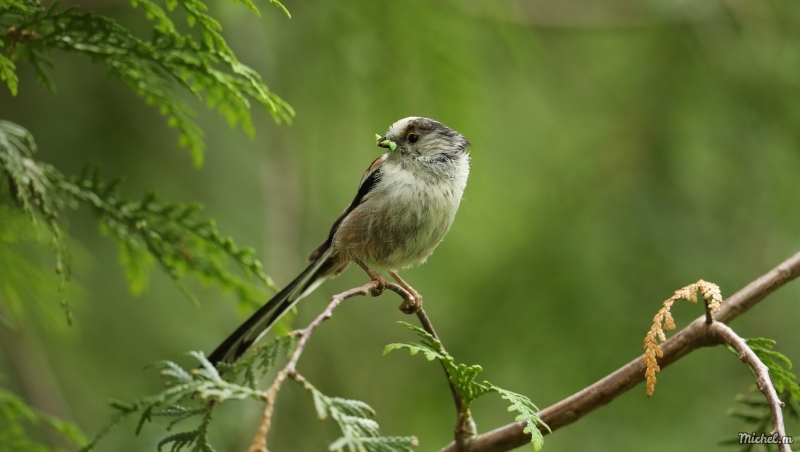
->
xmin=375 ymin=133 xmax=397 ymax=152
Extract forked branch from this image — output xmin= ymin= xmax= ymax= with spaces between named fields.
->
xmin=248 ymin=278 xmax=415 ymax=452
xmin=440 ymin=251 xmax=800 ymax=452
xmin=709 ymin=322 xmax=791 ymax=452
xmin=414 ymin=307 xmax=477 ymax=446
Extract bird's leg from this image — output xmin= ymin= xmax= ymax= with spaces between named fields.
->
xmin=354 ymin=258 xmax=387 ymax=297
xmin=388 ymin=270 xmax=422 ymax=314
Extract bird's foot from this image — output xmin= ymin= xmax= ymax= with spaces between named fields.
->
xmin=354 ymin=261 xmax=422 ymax=311
xmin=369 ymin=277 xmax=387 ymax=297
xmin=398 ymin=292 xmax=423 ymax=314
xmin=354 ymin=259 xmax=387 ymax=297
xmin=365 ymin=268 xmax=387 ymax=297
xmin=389 ymin=270 xmax=423 ymax=314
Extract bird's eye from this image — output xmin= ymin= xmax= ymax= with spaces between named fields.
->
xmin=408 ymin=133 xmax=419 ymax=143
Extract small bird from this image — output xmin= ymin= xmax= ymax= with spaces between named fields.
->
xmin=208 ymin=117 xmax=471 ymax=365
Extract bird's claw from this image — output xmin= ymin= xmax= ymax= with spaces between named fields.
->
xmin=365 ymin=270 xmax=387 ymax=297
xmin=369 ymin=278 xmax=386 ymax=297
xmin=399 ymin=294 xmax=422 ymax=314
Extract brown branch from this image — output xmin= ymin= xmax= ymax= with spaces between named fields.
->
xmin=245 ymin=273 xmax=471 ymax=451
xmin=248 ymin=279 xmax=412 ymax=452
xmin=704 ymin=293 xmax=715 ymax=325
xmin=440 ymin=250 xmax=800 ymax=452
xmin=708 ymin=321 xmax=791 ymax=452
xmin=386 ymin=268 xmax=474 ymax=442
xmin=414 ymin=307 xmax=476 ymax=446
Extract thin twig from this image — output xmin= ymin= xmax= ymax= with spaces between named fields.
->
xmin=703 ymin=296 xmax=714 ymax=324
xmin=415 ymin=307 xmax=476 ymax=445
xmin=415 ymin=307 xmax=440 ymax=339
xmin=708 ymin=321 xmax=791 ymax=452
xmin=248 ymin=278 xmax=415 ymax=452
xmin=440 ymin=250 xmax=800 ymax=452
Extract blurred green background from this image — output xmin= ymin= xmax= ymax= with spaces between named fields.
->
xmin=2 ymin=0 xmax=800 ymax=450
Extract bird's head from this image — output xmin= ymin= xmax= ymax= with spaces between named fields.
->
xmin=376 ymin=117 xmax=469 ymax=159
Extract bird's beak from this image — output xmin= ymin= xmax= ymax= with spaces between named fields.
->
xmin=375 ymin=134 xmax=397 ymax=152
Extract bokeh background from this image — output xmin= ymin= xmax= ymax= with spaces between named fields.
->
xmin=2 ymin=0 xmax=800 ymax=451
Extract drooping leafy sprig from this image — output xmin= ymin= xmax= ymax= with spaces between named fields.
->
xmin=0 ymin=120 xmax=73 ymax=318
xmin=78 ymin=350 xmax=265 ymax=452
xmin=82 ymin=338 xmax=417 ymax=452
xmin=0 ymin=120 xmax=279 ymax=317
xmin=0 ymin=0 xmax=294 ymax=165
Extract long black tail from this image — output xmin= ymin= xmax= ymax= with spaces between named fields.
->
xmin=207 ymin=248 xmax=333 ymax=365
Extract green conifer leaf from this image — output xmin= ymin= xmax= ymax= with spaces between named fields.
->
xmin=383 ymin=342 xmax=443 ymax=361
xmin=489 ymin=385 xmax=549 ymax=452
xmin=0 ymin=54 xmax=18 ymax=95
xmin=117 ymin=237 xmax=155 ymax=295
xmin=746 ymin=338 xmax=800 ymax=399
xmin=298 ymin=379 xmax=417 ymax=452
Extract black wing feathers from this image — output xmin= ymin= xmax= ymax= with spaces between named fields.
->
xmin=308 ymin=156 xmax=384 ymax=261
xmin=347 ymin=159 xmax=382 ymax=215
xmin=208 ymin=156 xmax=386 ymax=365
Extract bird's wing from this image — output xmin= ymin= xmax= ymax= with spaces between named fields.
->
xmin=308 ymin=154 xmax=386 ymax=260
xmin=209 ymin=155 xmax=388 ymax=365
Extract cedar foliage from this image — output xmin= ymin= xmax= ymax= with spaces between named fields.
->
xmin=1 ymin=0 xmax=291 ymax=449
xmin=384 ymin=322 xmax=549 ymax=451
xmin=0 ymin=2 xmax=549 ymax=451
